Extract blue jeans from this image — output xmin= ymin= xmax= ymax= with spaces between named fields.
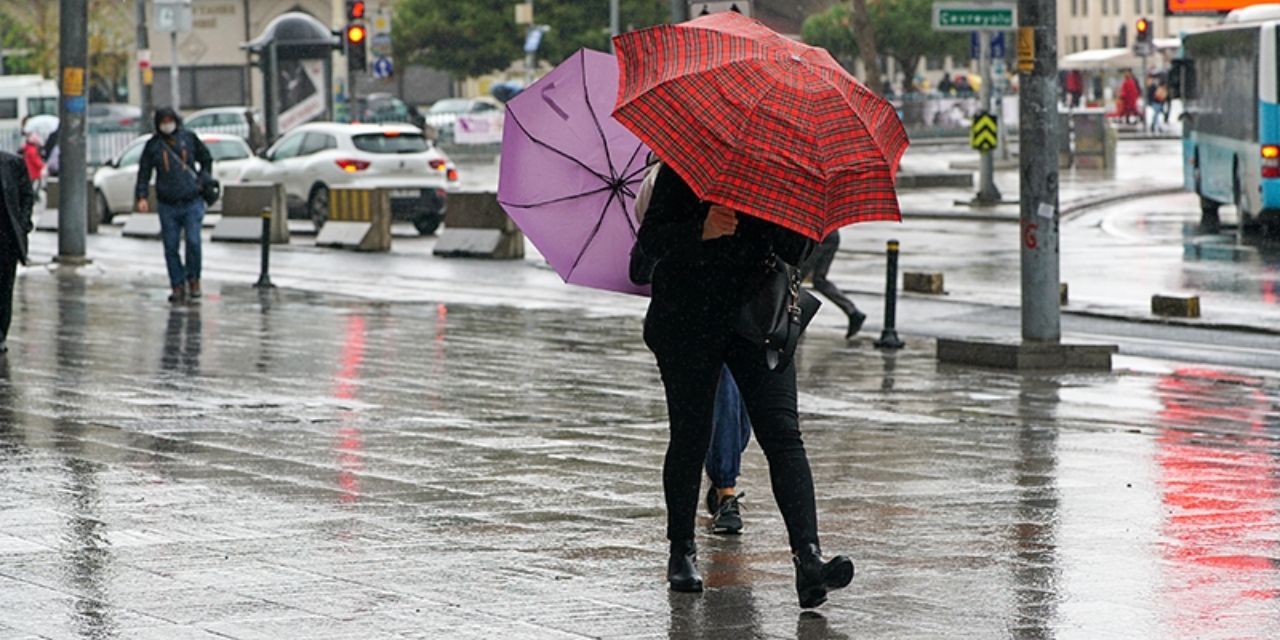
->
xmin=157 ymin=199 xmax=204 ymax=288
xmin=705 ymin=365 xmax=752 ymax=489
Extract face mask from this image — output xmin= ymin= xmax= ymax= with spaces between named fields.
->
xmin=160 ymin=122 xmax=176 ymax=135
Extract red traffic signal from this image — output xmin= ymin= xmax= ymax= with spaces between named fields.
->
xmin=346 ymin=24 xmax=366 ymax=45
xmin=347 ymin=1 xmax=365 ymax=20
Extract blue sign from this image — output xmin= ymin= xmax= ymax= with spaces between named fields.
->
xmin=373 ymin=56 xmax=393 ymax=80
xmin=64 ymin=96 xmax=86 ymax=114
xmin=970 ymin=31 xmax=1006 ymax=59
xmin=524 ymin=28 xmax=544 ymax=54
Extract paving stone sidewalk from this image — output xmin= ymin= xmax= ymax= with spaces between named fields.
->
xmin=1 ymin=269 xmax=1278 ymax=639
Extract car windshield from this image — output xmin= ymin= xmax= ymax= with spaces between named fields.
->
xmin=205 ymin=140 xmax=250 ymax=161
xmin=428 ymin=99 xmax=472 ymax=114
xmin=352 ymin=133 xmax=428 ymax=154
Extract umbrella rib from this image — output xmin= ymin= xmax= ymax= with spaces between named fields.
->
xmin=620 ymin=142 xmax=649 ymax=184
xmin=580 ymin=49 xmax=620 ymax=181
xmin=507 ymin=106 xmax=612 ymax=183
xmin=498 ymin=184 xmax=614 ymax=209
xmin=565 ymin=187 xmax=619 ymax=282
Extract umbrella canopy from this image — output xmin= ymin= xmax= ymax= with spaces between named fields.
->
xmin=612 ymin=11 xmax=908 ymax=241
xmin=498 ymin=48 xmax=651 ymax=296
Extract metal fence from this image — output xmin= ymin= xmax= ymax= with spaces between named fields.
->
xmin=0 ymin=127 xmax=139 ymax=166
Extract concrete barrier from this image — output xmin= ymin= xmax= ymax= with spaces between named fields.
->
xmin=120 ymin=187 xmax=161 ymax=239
xmin=433 ymin=192 xmax=524 ymax=259
xmin=212 ymin=182 xmax=289 ymax=244
xmin=1152 ymin=294 xmax=1200 ymax=318
xmin=315 ymin=187 xmax=392 ymax=252
xmin=902 ymin=272 xmax=945 ymax=294
xmin=39 ymin=178 xmax=100 ymax=234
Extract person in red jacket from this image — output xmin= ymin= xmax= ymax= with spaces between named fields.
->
xmin=1118 ymin=70 xmax=1142 ymax=124
xmin=20 ymin=133 xmax=44 ymax=185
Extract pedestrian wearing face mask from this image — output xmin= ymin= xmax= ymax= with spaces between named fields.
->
xmin=135 ymin=107 xmax=213 ymax=303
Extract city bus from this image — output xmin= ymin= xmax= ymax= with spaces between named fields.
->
xmin=1176 ymin=6 xmax=1280 ymax=235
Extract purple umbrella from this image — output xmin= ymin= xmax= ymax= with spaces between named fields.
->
xmin=498 ymin=48 xmax=652 ymax=296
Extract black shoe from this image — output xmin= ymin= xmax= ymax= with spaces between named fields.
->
xmin=846 ymin=310 xmax=867 ymax=339
xmin=168 ymin=286 xmax=187 ymax=304
xmin=667 ymin=539 xmax=703 ymax=592
xmin=793 ymin=543 xmax=854 ymax=609
xmin=710 ymin=492 xmax=744 ymax=535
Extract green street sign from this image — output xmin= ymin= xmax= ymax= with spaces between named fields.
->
xmin=932 ymin=2 xmax=1017 ymax=31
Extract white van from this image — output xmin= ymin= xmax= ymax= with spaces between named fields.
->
xmin=0 ymin=75 xmax=58 ymax=131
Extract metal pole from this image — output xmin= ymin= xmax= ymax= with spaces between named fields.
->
xmin=57 ymin=0 xmax=89 ymax=264
xmin=170 ymin=31 xmax=180 ymax=109
xmin=254 ymin=207 xmax=274 ymax=289
xmin=975 ymin=30 xmax=1002 ymax=204
xmin=610 ymin=0 xmax=621 ymax=52
xmin=874 ymin=240 xmax=904 ymax=350
xmin=1018 ymin=0 xmax=1060 ymax=343
xmin=266 ymin=42 xmax=279 ymax=142
xmin=136 ymin=0 xmax=153 ymax=134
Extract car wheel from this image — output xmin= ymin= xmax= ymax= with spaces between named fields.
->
xmin=413 ymin=215 xmax=442 ymax=236
xmin=308 ymin=184 xmax=329 ymax=232
xmin=97 ymin=190 xmax=114 ymax=225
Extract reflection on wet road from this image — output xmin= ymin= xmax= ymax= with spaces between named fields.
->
xmin=0 ymin=269 xmax=1278 ymax=638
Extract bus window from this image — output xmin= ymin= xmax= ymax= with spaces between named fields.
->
xmin=26 ymin=97 xmax=56 ymax=117
xmin=0 ymin=99 xmax=16 ymax=120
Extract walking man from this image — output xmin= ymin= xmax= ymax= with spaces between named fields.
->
xmin=1 ymin=150 xmax=35 ymax=355
xmin=802 ymin=232 xmax=867 ymax=339
xmin=135 ymin=107 xmax=213 ymax=303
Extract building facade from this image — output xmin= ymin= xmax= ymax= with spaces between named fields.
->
xmin=1056 ymin=1 xmax=1216 ymax=55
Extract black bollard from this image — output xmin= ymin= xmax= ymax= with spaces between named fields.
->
xmin=253 ymin=207 xmax=275 ymax=289
xmin=874 ymin=239 xmax=904 ymax=350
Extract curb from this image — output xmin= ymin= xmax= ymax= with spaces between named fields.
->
xmin=899 ymin=185 xmax=1186 ymax=223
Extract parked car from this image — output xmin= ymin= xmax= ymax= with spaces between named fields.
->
xmin=93 ymin=132 xmax=254 ymax=222
xmin=236 ymin=122 xmax=458 ymax=235
xmin=424 ymin=98 xmax=502 ymax=144
xmin=351 ymin=93 xmax=427 ymax=131
xmin=185 ymin=107 xmax=266 ymax=151
xmin=87 ymin=103 xmax=142 ymax=131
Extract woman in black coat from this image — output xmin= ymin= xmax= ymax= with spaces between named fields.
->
xmin=638 ymin=164 xmax=854 ymax=608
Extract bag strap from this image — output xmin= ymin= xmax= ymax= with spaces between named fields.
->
xmin=160 ymin=134 xmax=200 ymax=179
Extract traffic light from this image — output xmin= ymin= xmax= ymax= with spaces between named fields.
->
xmin=346 ymin=0 xmax=365 ymax=21
xmin=346 ymin=23 xmax=367 ymax=73
xmin=1136 ymin=17 xmax=1151 ymax=44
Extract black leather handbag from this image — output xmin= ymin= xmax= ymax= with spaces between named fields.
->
xmin=734 ymin=256 xmax=821 ymax=370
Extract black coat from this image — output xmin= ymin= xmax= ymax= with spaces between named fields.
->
xmin=135 ymin=128 xmax=212 ymax=206
xmin=0 ymin=151 xmax=35 ymax=264
xmin=638 ymin=165 xmax=812 ymax=353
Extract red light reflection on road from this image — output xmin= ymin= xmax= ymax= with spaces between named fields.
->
xmin=333 ymin=315 xmax=367 ymax=504
xmin=1156 ymin=368 xmax=1280 ymax=635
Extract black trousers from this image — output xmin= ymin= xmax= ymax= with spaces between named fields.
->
xmin=0 ymin=252 xmax=15 ymax=342
xmin=804 ymin=234 xmax=859 ymax=319
xmin=651 ymin=332 xmax=819 ymax=552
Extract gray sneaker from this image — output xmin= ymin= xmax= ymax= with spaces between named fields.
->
xmin=710 ymin=492 xmax=744 ymax=535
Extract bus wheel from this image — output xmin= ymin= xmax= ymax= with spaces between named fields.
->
xmin=1195 ymin=151 xmax=1220 ymax=233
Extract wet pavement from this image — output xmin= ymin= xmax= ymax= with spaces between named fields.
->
xmin=2 ymin=267 xmax=1279 ymax=639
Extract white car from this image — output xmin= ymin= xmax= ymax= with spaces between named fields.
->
xmin=424 ymin=98 xmax=502 ymax=144
xmin=93 ymin=132 xmax=254 ymax=222
xmin=236 ymin=122 xmax=458 ymax=235
xmin=185 ymin=107 xmax=265 ymax=149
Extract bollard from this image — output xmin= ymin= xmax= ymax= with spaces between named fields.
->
xmin=253 ymin=207 xmax=274 ymax=289
xmin=874 ymin=239 xmax=905 ymax=350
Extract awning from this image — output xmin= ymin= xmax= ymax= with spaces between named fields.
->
xmin=1061 ymin=40 xmax=1180 ymax=70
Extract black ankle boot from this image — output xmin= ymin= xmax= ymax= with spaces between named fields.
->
xmin=793 ymin=543 xmax=854 ymax=608
xmin=667 ymin=539 xmax=703 ymax=592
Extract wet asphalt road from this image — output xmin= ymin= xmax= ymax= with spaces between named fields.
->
xmin=2 ymin=268 xmax=1279 ymax=639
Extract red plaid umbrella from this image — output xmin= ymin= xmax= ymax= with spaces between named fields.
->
xmin=612 ymin=11 xmax=908 ymax=241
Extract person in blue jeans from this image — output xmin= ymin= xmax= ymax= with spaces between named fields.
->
xmin=706 ymin=365 xmax=751 ymax=534
xmin=134 ymin=107 xmax=213 ymax=303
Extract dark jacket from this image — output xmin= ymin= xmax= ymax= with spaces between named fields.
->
xmin=638 ymin=165 xmax=812 ymax=353
xmin=135 ymin=108 xmax=213 ymax=206
xmin=0 ymin=151 xmax=35 ymax=264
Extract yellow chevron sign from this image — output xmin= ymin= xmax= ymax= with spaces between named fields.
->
xmin=970 ymin=112 xmax=998 ymax=151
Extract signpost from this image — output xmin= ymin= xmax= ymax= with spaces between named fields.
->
xmin=154 ymin=0 xmax=192 ymax=110
xmin=935 ymin=2 xmax=1015 ymax=206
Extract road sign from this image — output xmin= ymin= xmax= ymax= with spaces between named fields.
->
xmin=1016 ymin=26 xmax=1035 ymax=73
xmin=689 ymin=1 xmax=753 ymax=17
xmin=154 ymin=0 xmax=193 ymax=33
xmin=372 ymin=11 xmax=392 ymax=51
xmin=933 ymin=2 xmax=1016 ymax=31
xmin=970 ymin=112 xmax=998 ymax=151
xmin=137 ymin=49 xmax=151 ymax=70
xmin=373 ymin=56 xmax=393 ymax=79
xmin=971 ymin=31 xmax=1006 ymax=59
xmin=524 ymin=28 xmax=545 ymax=54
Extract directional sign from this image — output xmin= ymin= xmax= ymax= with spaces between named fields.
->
xmin=970 ymin=112 xmax=998 ymax=151
xmin=933 ymin=2 xmax=1016 ymax=31
xmin=372 ymin=56 xmax=393 ymax=79
xmin=970 ymin=31 xmax=1006 ymax=59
